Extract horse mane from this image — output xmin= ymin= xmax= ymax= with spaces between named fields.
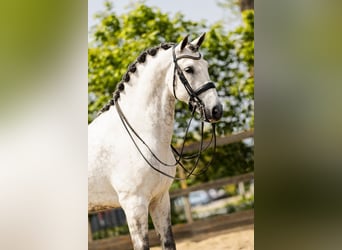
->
xmin=97 ymin=42 xmax=176 ymax=116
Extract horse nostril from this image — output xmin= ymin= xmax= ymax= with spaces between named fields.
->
xmin=212 ymin=104 xmax=223 ymax=120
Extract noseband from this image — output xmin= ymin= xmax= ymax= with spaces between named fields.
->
xmin=172 ymin=46 xmax=216 ymax=120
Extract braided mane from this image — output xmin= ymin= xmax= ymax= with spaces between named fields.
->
xmin=97 ymin=42 xmax=176 ymax=116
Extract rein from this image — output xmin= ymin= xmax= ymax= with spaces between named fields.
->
xmin=114 ymin=45 xmax=217 ymax=180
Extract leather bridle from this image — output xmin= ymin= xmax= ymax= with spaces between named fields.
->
xmin=114 ymin=45 xmax=217 ymax=180
xmin=172 ymin=45 xmax=216 ymax=121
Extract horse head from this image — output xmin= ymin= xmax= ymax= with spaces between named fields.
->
xmin=167 ymin=33 xmax=223 ymax=123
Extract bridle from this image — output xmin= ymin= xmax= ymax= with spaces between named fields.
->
xmin=172 ymin=45 xmax=216 ymax=121
xmin=114 ymin=44 xmax=217 ymax=180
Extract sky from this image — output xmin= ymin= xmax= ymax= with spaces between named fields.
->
xmin=88 ymin=0 xmax=240 ymax=33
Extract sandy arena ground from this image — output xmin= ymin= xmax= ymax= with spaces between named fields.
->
xmin=151 ymin=224 xmax=254 ymax=250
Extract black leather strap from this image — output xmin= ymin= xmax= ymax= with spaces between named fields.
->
xmin=194 ymin=81 xmax=216 ymax=96
xmin=172 ymin=46 xmax=216 ymax=104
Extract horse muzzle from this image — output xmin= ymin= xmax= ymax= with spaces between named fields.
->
xmin=205 ymin=102 xmax=223 ymax=123
xmin=189 ymin=99 xmax=223 ymax=123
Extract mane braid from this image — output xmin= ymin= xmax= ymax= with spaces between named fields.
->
xmin=97 ymin=42 xmax=176 ymax=117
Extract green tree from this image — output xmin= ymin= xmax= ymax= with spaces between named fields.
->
xmin=204 ymin=9 xmax=254 ymax=135
xmin=218 ymin=0 xmax=254 ymax=12
xmin=88 ymin=2 xmax=254 ymax=182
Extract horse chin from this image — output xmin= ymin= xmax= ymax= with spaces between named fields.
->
xmin=205 ymin=116 xmax=220 ymax=124
xmin=206 ymin=117 xmax=219 ymax=123
xmin=202 ymin=110 xmax=215 ymax=123
xmin=203 ymin=106 xmax=222 ymax=123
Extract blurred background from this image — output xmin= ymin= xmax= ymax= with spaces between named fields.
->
xmin=0 ymin=1 xmax=88 ymax=250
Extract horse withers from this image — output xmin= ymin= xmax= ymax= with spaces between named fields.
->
xmin=88 ymin=33 xmax=222 ymax=250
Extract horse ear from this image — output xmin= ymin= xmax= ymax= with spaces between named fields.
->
xmin=180 ymin=34 xmax=189 ymax=51
xmin=191 ymin=32 xmax=206 ymax=48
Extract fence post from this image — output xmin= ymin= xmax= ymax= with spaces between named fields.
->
xmin=178 ymin=168 xmax=193 ymax=223
xmin=88 ymin=220 xmax=93 ymax=242
xmin=238 ymin=181 xmax=245 ymax=195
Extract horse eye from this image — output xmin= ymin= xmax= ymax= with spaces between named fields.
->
xmin=184 ymin=66 xmax=194 ymax=74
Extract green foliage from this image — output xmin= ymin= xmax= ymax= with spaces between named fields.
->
xmin=169 ymin=140 xmax=254 ymax=190
xmin=225 ymin=183 xmax=238 ymax=196
xmin=203 ymin=10 xmax=254 ymax=134
xmin=226 ymin=194 xmax=254 ymax=213
xmin=88 ymin=2 xmax=254 ymax=179
xmin=92 ymin=224 xmax=129 ymax=239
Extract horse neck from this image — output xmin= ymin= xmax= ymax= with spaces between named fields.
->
xmin=118 ymin=50 xmax=175 ymax=145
